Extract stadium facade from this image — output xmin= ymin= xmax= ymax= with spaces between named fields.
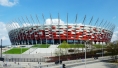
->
xmin=6 ymin=15 xmax=115 ymax=45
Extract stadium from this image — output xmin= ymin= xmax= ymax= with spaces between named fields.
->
xmin=2 ymin=14 xmax=115 ymax=63
xmin=6 ymin=15 xmax=115 ymax=45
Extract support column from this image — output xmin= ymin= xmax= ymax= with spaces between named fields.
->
xmin=92 ymin=42 xmax=95 ymax=44
xmin=96 ymin=42 xmax=99 ymax=44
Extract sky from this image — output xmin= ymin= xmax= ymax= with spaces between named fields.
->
xmin=0 ymin=0 xmax=118 ymax=45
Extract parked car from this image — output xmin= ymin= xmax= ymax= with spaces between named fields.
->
xmin=0 ymin=57 xmax=4 ymax=61
xmin=94 ymin=57 xmax=98 ymax=59
xmin=55 ymin=60 xmax=62 ymax=64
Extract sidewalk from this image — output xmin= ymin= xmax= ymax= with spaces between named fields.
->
xmin=0 ymin=56 xmax=113 ymax=68
xmin=72 ymin=61 xmax=118 ymax=68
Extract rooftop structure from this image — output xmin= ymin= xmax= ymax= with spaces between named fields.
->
xmin=6 ymin=14 xmax=115 ymax=45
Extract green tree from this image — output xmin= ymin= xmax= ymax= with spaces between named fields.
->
xmin=106 ymin=41 xmax=118 ymax=62
xmin=54 ymin=48 xmax=65 ymax=56
xmin=55 ymin=41 xmax=69 ymax=56
xmin=58 ymin=41 xmax=70 ymax=48
xmin=85 ymin=40 xmax=96 ymax=56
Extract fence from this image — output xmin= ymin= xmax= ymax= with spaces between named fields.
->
xmin=4 ymin=58 xmax=45 ymax=62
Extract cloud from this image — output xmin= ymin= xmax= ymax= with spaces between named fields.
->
xmin=111 ymin=27 xmax=118 ymax=42
xmin=0 ymin=0 xmax=18 ymax=7
xmin=0 ymin=22 xmax=11 ymax=45
xmin=6 ymin=22 xmax=20 ymax=32
xmin=45 ymin=18 xmax=85 ymax=26
xmin=1 ymin=36 xmax=8 ymax=40
xmin=45 ymin=19 xmax=64 ymax=25
xmin=111 ymin=30 xmax=118 ymax=42
xmin=112 ymin=16 xmax=116 ymax=19
xmin=11 ymin=22 xmax=20 ymax=28
xmin=23 ymin=23 xmax=31 ymax=27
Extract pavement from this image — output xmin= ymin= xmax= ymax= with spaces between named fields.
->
xmin=0 ymin=56 xmax=118 ymax=68
xmin=72 ymin=61 xmax=118 ymax=68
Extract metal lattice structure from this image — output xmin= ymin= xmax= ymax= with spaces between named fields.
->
xmin=5 ymin=14 xmax=115 ymax=45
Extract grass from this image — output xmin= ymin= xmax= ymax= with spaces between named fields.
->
xmin=58 ymin=44 xmax=85 ymax=48
xmin=32 ymin=44 xmax=50 ymax=48
xmin=93 ymin=44 xmax=106 ymax=48
xmin=58 ymin=44 xmax=106 ymax=48
xmin=69 ymin=44 xmax=85 ymax=48
xmin=3 ymin=48 xmax=29 ymax=54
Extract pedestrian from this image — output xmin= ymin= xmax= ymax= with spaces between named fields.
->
xmin=14 ymin=61 xmax=16 ymax=64
xmin=82 ymin=58 xmax=84 ymax=62
xmin=38 ymin=61 xmax=39 ymax=64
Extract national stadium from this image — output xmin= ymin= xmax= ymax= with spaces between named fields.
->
xmin=2 ymin=14 xmax=115 ymax=63
xmin=6 ymin=15 xmax=115 ymax=45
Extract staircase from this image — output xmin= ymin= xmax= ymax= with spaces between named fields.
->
xmin=22 ymin=48 xmax=37 ymax=54
xmin=49 ymin=44 xmax=59 ymax=48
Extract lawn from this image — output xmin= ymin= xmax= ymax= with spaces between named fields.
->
xmin=93 ymin=44 xmax=106 ymax=48
xmin=32 ymin=44 xmax=50 ymax=48
xmin=58 ymin=44 xmax=85 ymax=48
xmin=58 ymin=41 xmax=85 ymax=48
xmin=3 ymin=48 xmax=29 ymax=54
xmin=58 ymin=43 xmax=106 ymax=48
xmin=69 ymin=44 xmax=85 ymax=48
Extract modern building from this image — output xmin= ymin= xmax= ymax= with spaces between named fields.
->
xmin=6 ymin=15 xmax=115 ymax=45
xmin=7 ymin=24 xmax=114 ymax=45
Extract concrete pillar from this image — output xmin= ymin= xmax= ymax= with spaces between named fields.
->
xmin=96 ymin=42 xmax=99 ymax=44
xmin=100 ymin=42 xmax=102 ymax=44
xmin=92 ymin=42 xmax=95 ymax=44
xmin=102 ymin=42 xmax=106 ymax=45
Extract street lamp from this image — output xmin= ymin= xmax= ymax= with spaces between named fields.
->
xmin=102 ymin=43 xmax=103 ymax=58
xmin=1 ymin=39 xmax=2 ymax=58
xmin=84 ymin=41 xmax=87 ymax=68
xmin=84 ymin=40 xmax=90 ymax=68
xmin=0 ymin=39 xmax=4 ymax=61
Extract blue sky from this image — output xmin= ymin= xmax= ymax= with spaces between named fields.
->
xmin=0 ymin=0 xmax=118 ymax=45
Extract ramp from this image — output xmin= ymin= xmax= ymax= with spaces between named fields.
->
xmin=49 ymin=44 xmax=59 ymax=48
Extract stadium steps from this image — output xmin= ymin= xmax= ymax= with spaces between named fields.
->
xmin=22 ymin=48 xmax=37 ymax=54
xmin=30 ymin=48 xmax=56 ymax=54
xmin=49 ymin=44 xmax=59 ymax=48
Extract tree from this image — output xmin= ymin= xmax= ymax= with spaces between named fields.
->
xmin=58 ymin=41 xmax=70 ymax=48
xmin=106 ymin=41 xmax=118 ymax=62
xmin=112 ymin=40 xmax=118 ymax=62
xmin=55 ymin=41 xmax=70 ymax=56
xmin=85 ymin=40 xmax=96 ymax=56
xmin=106 ymin=42 xmax=114 ymax=56
xmin=85 ymin=40 xmax=94 ymax=51
xmin=54 ymin=48 xmax=65 ymax=56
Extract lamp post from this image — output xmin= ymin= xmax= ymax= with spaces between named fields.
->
xmin=84 ymin=40 xmax=90 ymax=68
xmin=1 ymin=39 xmax=2 ymax=58
xmin=102 ymin=43 xmax=103 ymax=58
xmin=84 ymin=41 xmax=87 ymax=68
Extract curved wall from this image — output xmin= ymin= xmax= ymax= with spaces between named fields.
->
xmin=8 ymin=24 xmax=113 ymax=45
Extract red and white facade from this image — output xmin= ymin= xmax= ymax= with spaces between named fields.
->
xmin=8 ymin=24 xmax=113 ymax=45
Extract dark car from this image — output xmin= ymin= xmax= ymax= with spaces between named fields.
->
xmin=55 ymin=60 xmax=62 ymax=64
xmin=0 ymin=57 xmax=4 ymax=61
xmin=94 ymin=57 xmax=98 ymax=59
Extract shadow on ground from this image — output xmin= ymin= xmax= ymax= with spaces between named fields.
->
xmin=100 ymin=59 xmax=118 ymax=68
xmin=104 ymin=63 xmax=118 ymax=68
